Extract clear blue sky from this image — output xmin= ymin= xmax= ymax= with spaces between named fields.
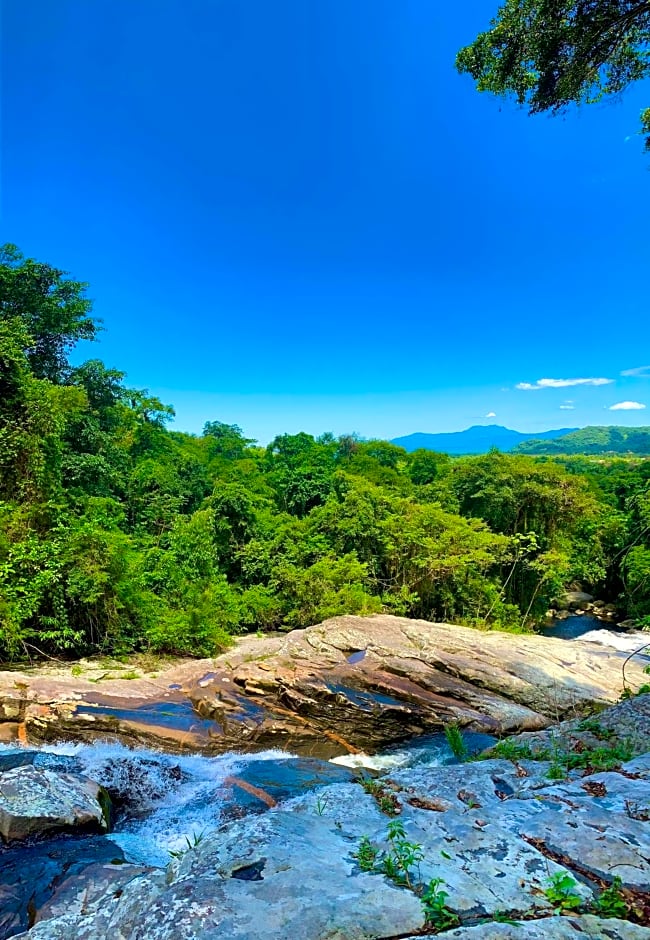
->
xmin=4 ymin=0 xmax=650 ymax=443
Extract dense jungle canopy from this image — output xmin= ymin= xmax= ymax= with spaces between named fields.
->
xmin=2 ymin=245 xmax=650 ymax=662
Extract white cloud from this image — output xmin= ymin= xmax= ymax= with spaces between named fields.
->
xmin=621 ymin=366 xmax=650 ymax=378
xmin=609 ymin=401 xmax=646 ymax=411
xmin=516 ymin=377 xmax=613 ymax=391
xmin=485 ymin=411 xmax=496 ymax=418
xmin=559 ymin=404 xmax=575 ymax=410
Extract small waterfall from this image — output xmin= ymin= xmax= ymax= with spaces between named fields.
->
xmin=4 ymin=741 xmax=294 ymax=867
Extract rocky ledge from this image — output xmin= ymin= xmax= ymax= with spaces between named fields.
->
xmin=12 ymin=695 xmax=650 ymax=940
xmin=1 ymin=615 xmax=647 ymax=757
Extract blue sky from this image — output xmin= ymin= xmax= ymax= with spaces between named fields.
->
xmin=4 ymin=0 xmax=650 ymax=443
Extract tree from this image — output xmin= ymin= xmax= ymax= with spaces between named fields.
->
xmin=0 ymin=244 xmax=97 ymax=381
xmin=456 ymin=1 xmax=650 ymax=152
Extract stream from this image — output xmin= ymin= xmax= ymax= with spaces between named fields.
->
xmin=1 ymin=614 xmax=648 ymax=939
xmin=540 ymin=612 xmax=650 ymax=653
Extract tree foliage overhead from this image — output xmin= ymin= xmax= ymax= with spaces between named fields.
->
xmin=2 ymin=246 xmax=650 ymax=662
xmin=456 ymin=0 xmax=650 ymax=151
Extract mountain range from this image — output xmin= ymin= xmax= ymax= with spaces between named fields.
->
xmin=391 ymin=425 xmax=650 ymax=455
xmin=391 ymin=425 xmax=579 ymax=454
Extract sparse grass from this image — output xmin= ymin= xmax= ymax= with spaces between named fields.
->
xmin=487 ymin=733 xmax=634 ymax=776
xmin=315 ymin=794 xmax=328 ymax=816
xmin=359 ymin=776 xmax=402 ymax=816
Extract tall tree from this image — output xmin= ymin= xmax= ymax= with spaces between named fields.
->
xmin=456 ymin=1 xmax=650 ymax=151
xmin=0 ymin=244 xmax=98 ymax=381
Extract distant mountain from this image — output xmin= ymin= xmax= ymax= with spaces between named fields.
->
xmin=514 ymin=426 xmax=650 ymax=455
xmin=391 ymin=425 xmax=579 ymax=455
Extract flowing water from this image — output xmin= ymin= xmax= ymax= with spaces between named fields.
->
xmin=2 ymin=613 xmax=647 ymax=939
xmin=0 ymin=735 xmax=483 ymax=881
xmin=540 ymin=613 xmax=650 ymax=656
xmin=1 ymin=741 xmax=298 ymax=867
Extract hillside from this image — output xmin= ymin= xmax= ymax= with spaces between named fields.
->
xmin=515 ymin=425 xmax=650 ymax=455
xmin=391 ymin=424 xmax=578 ymax=454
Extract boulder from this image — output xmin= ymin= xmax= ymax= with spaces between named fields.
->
xmin=618 ymin=619 xmax=639 ymax=631
xmin=1 ymin=615 xmax=648 ymax=757
xmin=556 ymin=591 xmax=594 ymax=610
xmin=0 ymin=765 xmax=110 ymax=842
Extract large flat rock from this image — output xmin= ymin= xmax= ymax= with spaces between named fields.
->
xmin=1 ymin=615 xmax=647 ymax=755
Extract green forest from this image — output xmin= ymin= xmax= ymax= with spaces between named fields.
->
xmin=515 ymin=426 xmax=650 ymax=456
xmin=2 ymin=245 xmax=650 ymax=663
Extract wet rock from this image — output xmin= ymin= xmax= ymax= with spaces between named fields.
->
xmin=0 ymin=750 xmax=79 ymax=773
xmin=2 ymin=615 xmax=647 ymax=757
xmin=0 ymin=766 xmax=110 ymax=842
xmin=0 ymin=834 xmax=129 ymax=940
xmin=221 ymin=756 xmax=357 ymax=815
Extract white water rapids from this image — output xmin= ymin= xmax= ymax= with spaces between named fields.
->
xmin=0 ymin=734 xmax=467 ymax=868
xmin=0 ymin=742 xmax=292 ymax=866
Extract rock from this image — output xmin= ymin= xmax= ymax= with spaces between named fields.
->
xmin=556 ymin=592 xmax=594 ymax=610
xmin=499 ymin=692 xmax=650 ymax=759
xmin=0 ymin=834 xmax=131 ymax=940
xmin=34 ymin=859 xmax=152 ymax=928
xmin=404 ymin=917 xmax=650 ymax=938
xmin=1 ymin=615 xmax=647 ymax=757
xmin=14 ymin=742 xmax=650 ymax=940
xmin=0 ymin=765 xmax=110 ymax=842
xmin=618 ymin=619 xmax=639 ymax=631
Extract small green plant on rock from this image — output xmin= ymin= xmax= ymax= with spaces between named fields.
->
xmin=382 ymin=819 xmax=424 ymax=888
xmin=169 ymin=829 xmax=207 ymax=861
xmin=360 ymin=775 xmax=381 ymax=796
xmin=564 ymin=740 xmax=633 ymax=773
xmin=420 ymin=878 xmax=460 ymax=931
xmin=444 ymin=722 xmax=468 ymax=762
xmin=546 ymin=761 xmax=566 ymax=780
xmin=593 ymin=876 xmax=628 ymax=919
xmin=490 ymin=739 xmax=543 ymax=761
xmin=354 ymin=824 xmax=459 ymax=934
xmin=359 ymin=775 xmax=402 ymax=816
xmin=353 ymin=821 xmax=423 ymax=888
xmin=577 ymin=718 xmax=614 ymax=741
xmin=543 ymin=872 xmax=582 ymax=911
xmin=353 ymin=835 xmax=379 ymax=872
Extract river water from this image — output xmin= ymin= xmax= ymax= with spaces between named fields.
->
xmin=0 ymin=731 xmax=490 ymax=875
xmin=540 ymin=613 xmax=650 ymax=655
xmin=1 ymin=614 xmax=648 ymax=939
